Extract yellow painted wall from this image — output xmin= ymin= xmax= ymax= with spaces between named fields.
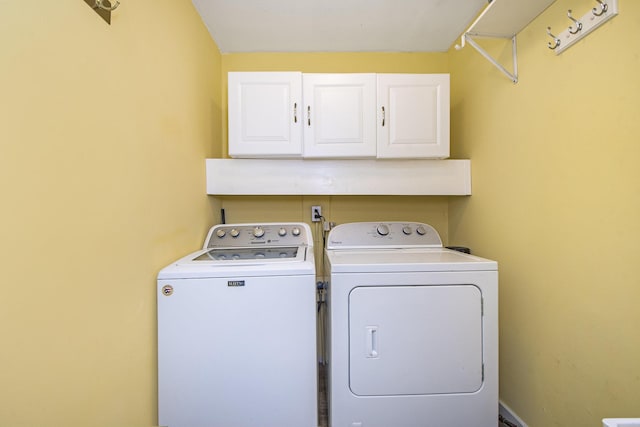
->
xmin=219 ymin=53 xmax=454 ymax=265
xmin=4 ymin=1 xmax=636 ymax=425
xmin=0 ymin=2 xmax=221 ymax=426
xmin=449 ymin=0 xmax=640 ymax=425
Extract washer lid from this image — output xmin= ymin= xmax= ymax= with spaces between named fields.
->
xmin=158 ymin=246 xmax=315 ymax=279
xmin=195 ymin=246 xmax=300 ymax=261
xmin=326 ymin=248 xmax=497 ymax=272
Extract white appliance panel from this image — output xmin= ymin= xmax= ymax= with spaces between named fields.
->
xmin=324 ymin=222 xmax=498 ymax=427
xmin=327 ymin=269 xmax=498 ymax=427
xmin=157 ymin=222 xmax=317 ymax=427
xmin=158 ymin=275 xmax=317 ymax=427
xmin=349 ymin=285 xmax=483 ymax=396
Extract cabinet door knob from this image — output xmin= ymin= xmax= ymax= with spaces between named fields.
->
xmin=307 ymin=105 xmax=311 ymax=126
xmin=294 ymin=103 xmax=297 ymax=123
xmin=381 ymin=106 xmax=386 ymax=127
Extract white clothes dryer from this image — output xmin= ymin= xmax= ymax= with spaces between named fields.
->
xmin=157 ymin=223 xmax=317 ymax=427
xmin=324 ymin=222 xmax=498 ymax=427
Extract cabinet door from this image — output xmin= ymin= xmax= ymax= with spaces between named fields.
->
xmin=228 ymin=72 xmax=302 ymax=158
xmin=377 ymin=74 xmax=450 ymax=159
xmin=303 ymin=73 xmax=376 ymax=158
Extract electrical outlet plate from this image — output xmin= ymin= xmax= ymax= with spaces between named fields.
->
xmin=311 ymin=205 xmax=322 ymax=222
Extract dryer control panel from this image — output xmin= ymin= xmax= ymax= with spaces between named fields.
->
xmin=204 ymin=222 xmax=312 ymax=248
xmin=326 ymin=222 xmax=442 ymax=249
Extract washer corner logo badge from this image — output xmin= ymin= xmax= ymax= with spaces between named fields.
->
xmin=228 ymin=280 xmax=245 ymax=287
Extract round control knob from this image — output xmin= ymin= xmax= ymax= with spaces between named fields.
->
xmin=232 ymin=254 xmax=240 ymax=260
xmin=416 ymin=226 xmax=427 ymax=236
xmin=255 ymin=252 xmax=265 ymax=259
xmin=402 ymin=226 xmax=412 ymax=235
xmin=377 ymin=224 xmax=390 ymax=236
xmin=291 ymin=227 xmax=301 ymax=236
xmin=278 ymin=228 xmax=287 ymax=237
xmin=253 ymin=227 xmax=265 ymax=238
xmin=216 ymin=229 xmax=226 ymax=238
xmin=230 ymin=228 xmax=240 ymax=238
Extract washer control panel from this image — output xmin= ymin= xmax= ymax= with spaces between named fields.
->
xmin=326 ymin=222 xmax=442 ymax=249
xmin=204 ymin=223 xmax=312 ymax=248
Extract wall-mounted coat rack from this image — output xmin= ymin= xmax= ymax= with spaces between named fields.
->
xmin=455 ymin=0 xmax=557 ymax=84
xmin=546 ymin=0 xmax=618 ymax=54
xmin=84 ymin=0 xmax=120 ymax=25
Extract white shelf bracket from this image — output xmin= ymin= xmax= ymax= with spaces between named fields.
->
xmin=453 ymin=0 xmax=557 ymax=84
xmin=456 ymin=33 xmax=518 ymax=84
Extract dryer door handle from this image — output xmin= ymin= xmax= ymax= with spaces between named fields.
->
xmin=366 ymin=326 xmax=379 ymax=358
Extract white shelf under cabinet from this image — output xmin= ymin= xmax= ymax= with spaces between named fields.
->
xmin=206 ymin=159 xmax=471 ymax=196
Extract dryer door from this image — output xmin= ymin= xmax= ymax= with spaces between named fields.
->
xmin=349 ymin=285 xmax=483 ymax=396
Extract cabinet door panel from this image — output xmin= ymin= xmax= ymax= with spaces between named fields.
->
xmin=228 ymin=72 xmax=302 ymax=157
xmin=303 ymin=74 xmax=376 ymax=158
xmin=377 ymin=74 xmax=450 ymax=159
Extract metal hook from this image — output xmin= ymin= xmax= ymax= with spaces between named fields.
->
xmin=94 ymin=0 xmax=119 ymax=11
xmin=592 ymin=0 xmax=608 ymax=16
xmin=547 ymin=27 xmax=561 ymax=50
xmin=567 ymin=10 xmax=582 ymax=34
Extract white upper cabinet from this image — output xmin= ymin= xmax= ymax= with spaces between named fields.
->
xmin=377 ymin=74 xmax=450 ymax=159
xmin=302 ymin=74 xmax=377 ymax=158
xmin=228 ymin=72 xmax=302 ymax=157
xmin=227 ymin=72 xmax=450 ymax=159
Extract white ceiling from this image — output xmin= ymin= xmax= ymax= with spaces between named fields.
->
xmin=191 ymin=0 xmax=489 ymax=53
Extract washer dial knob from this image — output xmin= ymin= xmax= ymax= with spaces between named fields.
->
xmin=278 ymin=228 xmax=287 ymax=237
xmin=377 ymin=224 xmax=390 ymax=236
xmin=292 ymin=227 xmax=301 ymax=236
xmin=230 ymin=228 xmax=240 ymax=238
xmin=402 ymin=226 xmax=412 ymax=235
xmin=416 ymin=226 xmax=427 ymax=236
xmin=253 ymin=227 xmax=265 ymax=238
xmin=216 ymin=229 xmax=226 ymax=238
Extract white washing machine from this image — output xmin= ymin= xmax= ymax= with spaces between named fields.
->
xmin=324 ymin=222 xmax=498 ymax=427
xmin=157 ymin=223 xmax=317 ymax=427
